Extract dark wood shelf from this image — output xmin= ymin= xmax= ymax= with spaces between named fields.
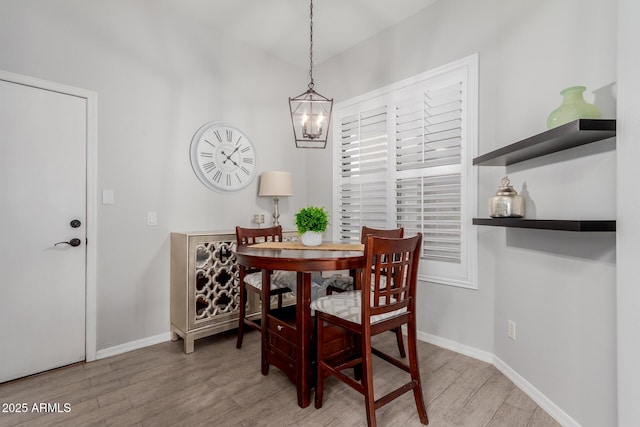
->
xmin=473 ymin=218 xmax=616 ymax=232
xmin=473 ymin=119 xmax=616 ymax=166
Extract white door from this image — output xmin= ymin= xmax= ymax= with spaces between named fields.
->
xmin=0 ymin=78 xmax=87 ymax=382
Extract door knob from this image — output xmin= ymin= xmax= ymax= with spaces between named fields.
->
xmin=55 ymin=238 xmax=82 ymax=247
xmin=70 ymin=219 xmax=81 ymax=228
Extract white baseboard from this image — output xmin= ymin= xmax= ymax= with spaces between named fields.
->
xmin=95 ymin=332 xmax=172 ymax=360
xmin=417 ymin=331 xmax=577 ymax=427
xmin=417 ymin=330 xmax=494 ymax=364
xmin=493 ymin=356 xmax=579 ymax=427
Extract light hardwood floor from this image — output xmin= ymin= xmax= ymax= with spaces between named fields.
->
xmin=0 ymin=331 xmax=560 ymax=427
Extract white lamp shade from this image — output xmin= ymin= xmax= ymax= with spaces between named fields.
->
xmin=259 ymin=171 xmax=293 ymax=197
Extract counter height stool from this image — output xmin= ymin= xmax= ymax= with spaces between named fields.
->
xmin=312 ymin=234 xmax=428 ymax=427
xmin=324 ymin=226 xmax=407 ymax=358
xmin=235 ymin=226 xmax=295 ymax=349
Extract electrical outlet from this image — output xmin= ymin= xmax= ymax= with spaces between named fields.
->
xmin=508 ymin=320 xmax=517 ymax=340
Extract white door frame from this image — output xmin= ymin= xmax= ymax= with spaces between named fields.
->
xmin=0 ymin=69 xmax=98 ymax=362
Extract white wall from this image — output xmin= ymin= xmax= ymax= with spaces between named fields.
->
xmin=492 ymin=2 xmax=617 ymax=426
xmin=313 ymin=0 xmax=618 ymax=426
xmin=0 ymin=0 xmax=308 ymax=350
xmin=616 ymin=0 xmax=640 ymax=425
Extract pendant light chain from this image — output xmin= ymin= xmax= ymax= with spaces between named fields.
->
xmin=308 ymin=0 xmax=314 ymax=90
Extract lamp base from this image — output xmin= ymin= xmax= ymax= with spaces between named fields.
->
xmin=272 ymin=197 xmax=280 ymax=226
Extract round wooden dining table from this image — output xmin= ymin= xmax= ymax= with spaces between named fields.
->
xmin=234 ymin=242 xmax=365 ymax=408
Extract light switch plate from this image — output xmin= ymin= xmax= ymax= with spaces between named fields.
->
xmin=147 ymin=211 xmax=158 ymax=226
xmin=102 ymin=190 xmax=114 ymax=205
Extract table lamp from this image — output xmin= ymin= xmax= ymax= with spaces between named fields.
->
xmin=259 ymin=171 xmax=293 ymax=226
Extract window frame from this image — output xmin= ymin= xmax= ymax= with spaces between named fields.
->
xmin=332 ymin=54 xmax=478 ymax=289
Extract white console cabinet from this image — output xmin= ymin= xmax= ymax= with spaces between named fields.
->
xmin=170 ymin=230 xmax=296 ymax=353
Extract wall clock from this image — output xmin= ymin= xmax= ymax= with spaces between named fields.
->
xmin=189 ymin=122 xmax=258 ymax=192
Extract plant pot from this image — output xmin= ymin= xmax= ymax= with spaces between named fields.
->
xmin=300 ymin=231 xmax=323 ymax=246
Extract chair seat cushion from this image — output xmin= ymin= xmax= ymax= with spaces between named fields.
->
xmin=245 ymin=271 xmax=328 ymax=301
xmin=310 ymin=290 xmax=405 ymax=324
xmin=322 ymin=273 xmax=387 ymax=291
xmin=244 ymin=270 xmax=296 ymax=290
xmin=322 ymin=274 xmax=354 ymax=291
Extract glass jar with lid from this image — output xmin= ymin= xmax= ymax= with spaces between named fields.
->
xmin=489 ymin=176 xmax=525 ymax=218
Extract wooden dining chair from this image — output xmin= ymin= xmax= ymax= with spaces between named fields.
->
xmin=312 ymin=234 xmax=428 ymax=427
xmin=325 ymin=226 xmax=407 ymax=358
xmin=235 ymin=226 xmax=295 ymax=349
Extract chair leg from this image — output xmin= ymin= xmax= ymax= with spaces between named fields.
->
xmin=407 ymin=319 xmax=428 ymax=425
xmin=277 ymin=292 xmax=283 ymax=309
xmin=236 ymin=282 xmax=246 ymax=349
xmin=354 ymin=334 xmax=362 ymax=381
xmin=393 ymin=327 xmax=406 ymax=358
xmin=361 ymin=331 xmax=377 ymax=427
xmin=315 ymin=316 xmax=325 ymax=409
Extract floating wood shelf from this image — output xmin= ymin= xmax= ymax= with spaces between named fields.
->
xmin=473 ymin=218 xmax=616 ymax=232
xmin=473 ymin=119 xmax=616 ymax=166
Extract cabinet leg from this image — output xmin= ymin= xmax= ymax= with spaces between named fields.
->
xmin=184 ymin=336 xmax=195 ymax=354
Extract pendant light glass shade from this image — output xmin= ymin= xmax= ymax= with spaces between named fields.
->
xmin=289 ymin=0 xmax=333 ymax=149
xmin=289 ymin=88 xmax=333 ymax=148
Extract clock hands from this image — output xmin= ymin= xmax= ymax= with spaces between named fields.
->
xmin=220 ymin=149 xmax=240 ymax=167
xmin=228 ymin=145 xmax=241 ymax=157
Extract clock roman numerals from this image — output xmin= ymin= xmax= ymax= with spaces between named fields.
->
xmin=226 ymin=129 xmax=233 ymax=142
xmin=242 ymin=157 xmax=253 ymax=164
xmin=202 ymin=161 xmax=216 ymax=174
xmin=213 ymin=130 xmax=223 ymax=143
xmin=213 ymin=170 xmax=222 ymax=183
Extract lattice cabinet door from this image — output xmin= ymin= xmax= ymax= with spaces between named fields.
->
xmin=171 ymin=230 xmax=298 ymax=353
xmin=170 ymin=231 xmax=244 ymax=353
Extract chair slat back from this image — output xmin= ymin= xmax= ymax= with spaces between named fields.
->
xmin=362 ymin=234 xmax=422 ymax=319
xmin=361 ymin=227 xmax=404 ymax=281
xmin=235 ymin=225 xmax=283 ymax=246
xmin=360 ymin=226 xmax=403 ymax=243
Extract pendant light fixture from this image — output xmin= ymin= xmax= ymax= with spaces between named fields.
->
xmin=289 ymin=0 xmax=333 ymax=149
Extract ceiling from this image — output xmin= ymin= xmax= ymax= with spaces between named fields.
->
xmin=161 ymin=0 xmax=438 ymax=68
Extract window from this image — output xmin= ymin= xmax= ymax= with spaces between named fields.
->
xmin=332 ymin=55 xmax=478 ymax=288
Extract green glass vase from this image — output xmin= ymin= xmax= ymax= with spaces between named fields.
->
xmin=546 ymin=86 xmax=601 ymax=129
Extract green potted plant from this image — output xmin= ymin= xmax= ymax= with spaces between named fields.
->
xmin=294 ymin=206 xmax=329 ymax=246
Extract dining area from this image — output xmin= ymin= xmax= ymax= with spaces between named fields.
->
xmin=233 ymin=223 xmax=428 ymax=426
xmin=162 ymin=203 xmax=558 ymax=427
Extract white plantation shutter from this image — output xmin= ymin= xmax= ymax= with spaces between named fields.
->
xmin=333 ymin=55 xmax=478 ymax=288
xmin=395 ymin=81 xmax=464 ymax=265
xmin=396 ymin=83 xmax=462 ymax=171
xmin=339 ymin=105 xmax=388 ymax=178
xmin=396 ymin=174 xmax=462 ymax=263
xmin=337 ymin=100 xmax=391 ymax=242
xmin=339 ymin=181 xmax=388 ymax=241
